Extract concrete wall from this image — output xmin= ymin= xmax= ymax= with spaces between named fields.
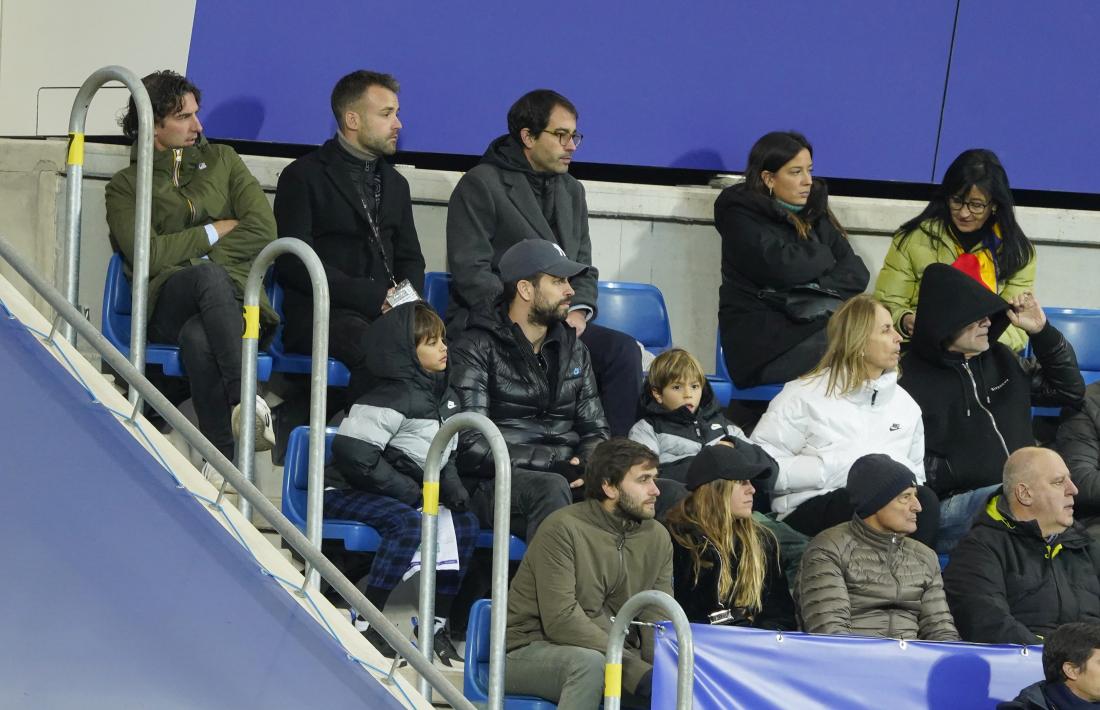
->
xmin=1 ymin=137 xmax=1098 ymax=371
xmin=0 ymin=0 xmax=196 ymax=136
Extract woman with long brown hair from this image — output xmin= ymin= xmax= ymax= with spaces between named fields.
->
xmin=750 ymin=294 xmax=940 ymax=547
xmin=665 ymin=443 xmax=795 ymax=629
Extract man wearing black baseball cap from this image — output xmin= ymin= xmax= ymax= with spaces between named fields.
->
xmin=449 ymin=239 xmax=610 ymax=542
xmin=795 ymin=454 xmax=960 ymax=641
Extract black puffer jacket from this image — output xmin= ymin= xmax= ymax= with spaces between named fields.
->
xmin=449 ymin=302 xmax=609 ymax=479
xmin=1055 ymin=381 xmax=1100 ymax=518
xmin=714 ymin=180 xmax=869 ymax=388
xmin=327 ymin=303 xmax=468 ymax=511
xmin=899 ymin=263 xmax=1084 ymax=497
xmin=667 ymin=521 xmax=795 ymax=630
xmin=628 ymin=382 xmax=747 ymax=483
xmin=944 ymin=494 xmax=1100 ymax=644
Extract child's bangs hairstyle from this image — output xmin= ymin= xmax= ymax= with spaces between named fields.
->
xmin=413 ymin=302 xmax=446 ymax=344
xmin=647 ymin=348 xmax=707 ymax=393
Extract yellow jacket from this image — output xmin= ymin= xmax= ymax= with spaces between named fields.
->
xmin=873 ymin=220 xmax=1035 ymax=352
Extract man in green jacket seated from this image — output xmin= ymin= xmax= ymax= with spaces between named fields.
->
xmin=504 ymin=438 xmax=673 ymax=709
xmin=105 ymin=70 xmax=278 ymax=471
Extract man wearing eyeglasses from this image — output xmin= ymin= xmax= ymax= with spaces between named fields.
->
xmin=898 ymin=263 xmax=1083 ymax=554
xmin=446 ymin=89 xmax=643 ymax=437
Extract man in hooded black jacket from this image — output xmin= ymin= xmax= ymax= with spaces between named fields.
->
xmin=899 ymin=263 xmax=1084 ymax=553
xmin=445 ymin=89 xmax=642 ymax=437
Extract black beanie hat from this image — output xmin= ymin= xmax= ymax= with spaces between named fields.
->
xmin=846 ymin=454 xmax=918 ymax=518
xmin=685 ymin=441 xmax=778 ymax=491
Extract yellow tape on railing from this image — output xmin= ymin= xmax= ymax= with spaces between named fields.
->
xmin=604 ymin=663 xmax=622 ymax=699
xmin=242 ymin=305 xmax=260 ymax=340
xmin=67 ymin=132 xmax=85 ymax=166
xmin=422 ymin=481 xmax=440 ymax=515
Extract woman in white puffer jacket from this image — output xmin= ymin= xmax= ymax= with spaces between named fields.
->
xmin=751 ymin=294 xmax=940 ymax=547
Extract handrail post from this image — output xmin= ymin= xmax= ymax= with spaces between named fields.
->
xmin=0 ymin=233 xmax=475 ymax=710
xmin=417 ymin=412 xmax=512 ymax=704
xmin=62 ymin=67 xmax=154 ymax=404
xmin=604 ymin=590 xmax=694 ymax=710
xmin=238 ymin=239 xmax=328 ymax=565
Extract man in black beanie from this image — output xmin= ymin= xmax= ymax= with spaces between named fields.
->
xmin=795 ymin=454 xmax=960 ymax=640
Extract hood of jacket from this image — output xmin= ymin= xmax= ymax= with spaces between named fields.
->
xmin=363 ymin=302 xmax=448 ymax=396
xmin=713 ymin=178 xmax=833 ymax=228
xmin=480 ymin=134 xmax=542 ymax=175
xmin=910 ymin=262 xmax=1011 ymax=363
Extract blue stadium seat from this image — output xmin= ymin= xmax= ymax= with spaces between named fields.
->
xmin=475 ymin=529 xmax=528 ymax=561
xmin=593 ymin=281 xmax=673 ymax=355
xmin=1032 ymin=307 xmax=1100 ymax=417
xmin=707 ymin=331 xmax=782 ymax=406
xmin=267 ymin=282 xmax=351 ymax=387
xmin=102 ymin=252 xmax=273 ymax=380
xmin=282 ymin=426 xmax=527 ymax=559
xmin=424 ymin=271 xmax=452 ymax=317
xmin=464 ymin=599 xmax=557 ymax=709
xmin=283 ymin=426 xmax=380 ymax=551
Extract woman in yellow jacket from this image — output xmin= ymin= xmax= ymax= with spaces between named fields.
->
xmin=874 ymin=149 xmax=1036 ymax=352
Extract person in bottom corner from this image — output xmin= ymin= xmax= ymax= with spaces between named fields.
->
xmin=325 ymin=301 xmax=478 ymax=667
xmin=665 ymin=443 xmax=796 ymax=629
xmin=1000 ymin=622 xmax=1100 ymax=709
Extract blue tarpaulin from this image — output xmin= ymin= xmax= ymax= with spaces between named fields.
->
xmin=653 ymin=623 xmax=1042 ymax=709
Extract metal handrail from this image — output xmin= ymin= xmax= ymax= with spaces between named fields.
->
xmin=237 ymin=240 xmax=328 ymax=548
xmin=0 ymin=234 xmax=475 ymax=710
xmin=604 ymin=590 xmax=694 ymax=710
xmin=62 ymin=66 xmax=154 ymax=407
xmin=416 ymin=413 xmax=512 ymax=705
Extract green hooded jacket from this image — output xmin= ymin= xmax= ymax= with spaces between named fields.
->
xmin=104 ymin=136 xmax=278 ymax=327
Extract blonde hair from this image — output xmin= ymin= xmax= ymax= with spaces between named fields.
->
xmin=804 ymin=294 xmax=887 ymax=397
xmin=646 ymin=348 xmax=707 ymax=393
xmin=665 ymin=479 xmax=774 ymax=612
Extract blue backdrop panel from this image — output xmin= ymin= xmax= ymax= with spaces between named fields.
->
xmin=652 ymin=624 xmax=1042 ymax=709
xmin=937 ymin=0 xmax=1100 ymax=192
xmin=187 ymin=0 xmax=953 ymax=181
xmin=0 ymin=314 xmax=403 ymax=709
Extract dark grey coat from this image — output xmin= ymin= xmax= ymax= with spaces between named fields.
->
xmin=445 ymin=135 xmax=598 ymax=331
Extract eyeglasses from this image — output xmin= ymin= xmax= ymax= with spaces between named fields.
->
xmin=541 ymin=129 xmax=583 ymax=148
xmin=947 ymin=196 xmax=991 ymax=215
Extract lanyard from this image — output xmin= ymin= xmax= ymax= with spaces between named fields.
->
xmin=359 ymin=194 xmax=398 ymax=288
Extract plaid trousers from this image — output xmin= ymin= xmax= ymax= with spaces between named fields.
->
xmin=324 ymin=489 xmax=479 ymax=594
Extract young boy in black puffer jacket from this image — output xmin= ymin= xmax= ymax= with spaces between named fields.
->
xmin=326 ymin=301 xmax=477 ymax=667
xmin=628 ymin=348 xmax=750 ymax=484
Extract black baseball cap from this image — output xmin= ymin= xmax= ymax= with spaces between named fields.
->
xmin=498 ymin=239 xmax=588 ymax=283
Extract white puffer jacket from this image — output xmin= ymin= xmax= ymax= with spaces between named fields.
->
xmin=751 ymin=369 xmax=925 ymax=518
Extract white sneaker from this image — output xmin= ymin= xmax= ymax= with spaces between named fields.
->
xmin=232 ymin=395 xmax=276 ymax=452
xmin=201 ymin=460 xmax=224 ymax=488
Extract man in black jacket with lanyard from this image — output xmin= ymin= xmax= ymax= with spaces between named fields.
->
xmin=446 ymin=89 xmax=642 ymax=436
xmin=274 ymin=70 xmax=425 ymax=407
xmin=899 ymin=263 xmax=1084 ymax=553
xmin=449 ymin=239 xmax=610 ymax=542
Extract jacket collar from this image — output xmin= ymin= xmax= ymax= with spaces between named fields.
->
xmin=981 ymin=493 xmax=1092 ymax=550
xmin=317 ymin=137 xmax=390 ymax=222
xmin=581 ymin=498 xmax=644 ymax=536
xmin=499 ymin=168 xmax=560 ymax=243
xmin=842 ymin=370 xmax=899 ymax=407
xmin=848 ymin=515 xmax=906 ymax=550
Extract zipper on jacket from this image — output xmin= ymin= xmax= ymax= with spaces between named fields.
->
xmin=171 ymin=148 xmax=197 ymax=223
xmin=962 ymin=361 xmax=1009 ymax=456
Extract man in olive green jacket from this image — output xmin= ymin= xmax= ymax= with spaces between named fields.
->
xmin=105 ymin=70 xmax=277 ymax=463
xmin=505 ymin=438 xmax=673 ymax=709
